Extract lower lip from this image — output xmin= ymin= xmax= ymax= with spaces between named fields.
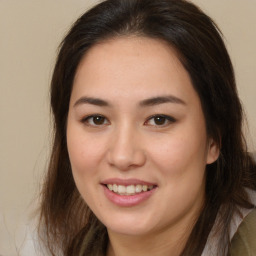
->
xmin=102 ymin=185 xmax=156 ymax=207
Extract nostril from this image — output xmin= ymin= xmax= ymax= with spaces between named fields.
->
xmin=107 ymin=149 xmax=146 ymax=170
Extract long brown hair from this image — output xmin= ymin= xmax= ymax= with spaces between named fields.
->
xmin=38 ymin=0 xmax=256 ymax=255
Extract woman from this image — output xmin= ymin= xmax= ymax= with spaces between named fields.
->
xmin=38 ymin=0 xmax=256 ymax=255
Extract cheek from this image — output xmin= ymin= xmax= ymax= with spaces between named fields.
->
xmin=66 ymin=125 xmax=106 ymax=178
xmin=66 ymin=126 xmax=106 ymax=205
xmin=67 ymin=133 xmax=113 ymax=220
xmin=147 ymin=132 xmax=207 ymax=215
xmin=150 ymin=135 xmax=206 ymax=169
xmin=146 ymin=124 xmax=208 ymax=189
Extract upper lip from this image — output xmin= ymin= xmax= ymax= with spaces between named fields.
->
xmin=101 ymin=178 xmax=157 ymax=186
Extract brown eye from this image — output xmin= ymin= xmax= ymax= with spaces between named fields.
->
xmin=145 ymin=115 xmax=176 ymax=127
xmin=92 ymin=116 xmax=106 ymax=125
xmin=153 ymin=116 xmax=166 ymax=125
xmin=82 ymin=115 xmax=109 ymax=126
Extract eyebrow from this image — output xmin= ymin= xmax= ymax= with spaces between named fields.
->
xmin=74 ymin=97 xmax=110 ymax=107
xmin=73 ymin=95 xmax=186 ymax=108
xmin=139 ymin=95 xmax=186 ymax=107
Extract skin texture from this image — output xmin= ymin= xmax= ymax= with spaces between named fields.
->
xmin=66 ymin=36 xmax=219 ymax=256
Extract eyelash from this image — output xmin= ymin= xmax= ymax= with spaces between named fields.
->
xmin=144 ymin=114 xmax=176 ymax=127
xmin=81 ymin=114 xmax=176 ymax=127
xmin=81 ymin=114 xmax=109 ymax=127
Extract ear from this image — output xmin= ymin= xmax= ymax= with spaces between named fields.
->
xmin=206 ymin=138 xmax=220 ymax=164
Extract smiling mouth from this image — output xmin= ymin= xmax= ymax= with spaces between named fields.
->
xmin=105 ymin=184 xmax=156 ymax=196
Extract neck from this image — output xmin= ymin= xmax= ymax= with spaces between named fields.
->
xmin=106 ymin=220 xmax=195 ymax=256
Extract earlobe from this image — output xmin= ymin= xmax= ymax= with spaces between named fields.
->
xmin=206 ymin=139 xmax=220 ymax=164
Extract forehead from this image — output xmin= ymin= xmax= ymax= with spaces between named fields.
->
xmin=71 ymin=36 xmax=197 ymax=105
xmin=75 ymin=36 xmax=183 ymax=82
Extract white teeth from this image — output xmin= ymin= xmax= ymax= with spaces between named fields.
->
xmin=126 ymin=185 xmax=135 ymax=194
xmin=135 ymin=184 xmax=142 ymax=193
xmin=106 ymin=184 xmax=154 ymax=195
xmin=113 ymin=184 xmax=118 ymax=193
xmin=118 ymin=185 xmax=126 ymax=194
xmin=107 ymin=184 xmax=113 ymax=191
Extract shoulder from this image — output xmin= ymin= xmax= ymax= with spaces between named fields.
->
xmin=229 ymin=208 xmax=256 ymax=256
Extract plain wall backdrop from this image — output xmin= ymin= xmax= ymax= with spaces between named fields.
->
xmin=0 ymin=1 xmax=255 ymax=255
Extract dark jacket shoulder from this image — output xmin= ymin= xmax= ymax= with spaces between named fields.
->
xmin=229 ymin=209 xmax=256 ymax=255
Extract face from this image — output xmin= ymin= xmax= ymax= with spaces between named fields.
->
xmin=67 ymin=37 xmax=219 ymax=238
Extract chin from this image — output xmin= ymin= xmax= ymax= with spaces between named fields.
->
xmin=100 ymin=212 xmax=158 ymax=237
xmin=107 ymin=224 xmax=152 ymax=237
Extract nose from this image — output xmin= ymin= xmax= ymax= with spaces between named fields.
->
xmin=107 ymin=125 xmax=146 ymax=171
